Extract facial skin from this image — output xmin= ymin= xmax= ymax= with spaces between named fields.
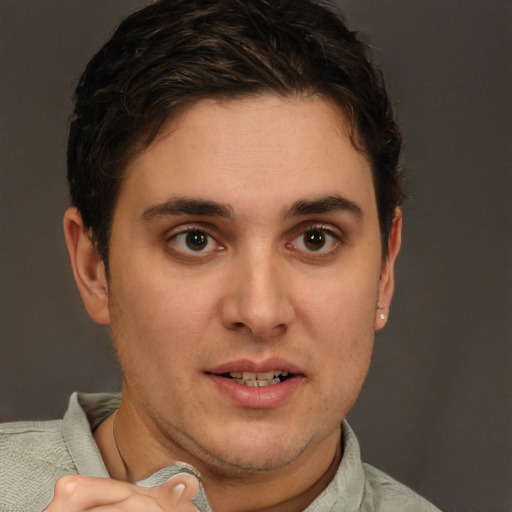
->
xmin=65 ymin=94 xmax=401 ymax=511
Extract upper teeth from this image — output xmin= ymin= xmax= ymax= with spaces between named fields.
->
xmin=228 ymin=370 xmax=289 ymax=381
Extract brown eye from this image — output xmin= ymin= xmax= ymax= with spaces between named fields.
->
xmin=185 ymin=231 xmax=208 ymax=251
xmin=303 ymin=230 xmax=326 ymax=251
xmin=288 ymin=227 xmax=340 ymax=255
xmin=169 ymin=229 xmax=222 ymax=254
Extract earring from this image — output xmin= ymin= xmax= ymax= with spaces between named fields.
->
xmin=379 ymin=313 xmax=386 ymax=320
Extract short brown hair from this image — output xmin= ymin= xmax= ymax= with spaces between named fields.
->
xmin=67 ymin=0 xmax=403 ymax=262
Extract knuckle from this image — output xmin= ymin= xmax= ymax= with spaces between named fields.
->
xmin=54 ymin=474 xmax=82 ymax=497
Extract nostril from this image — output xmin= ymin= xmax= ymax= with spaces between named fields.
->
xmin=226 ymin=321 xmax=253 ymax=333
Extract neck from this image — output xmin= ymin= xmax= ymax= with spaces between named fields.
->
xmin=94 ymin=401 xmax=342 ymax=512
xmin=203 ymin=438 xmax=342 ymax=512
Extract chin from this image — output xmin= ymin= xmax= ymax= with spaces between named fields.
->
xmin=205 ymin=447 xmax=304 ymax=475
xmin=196 ymin=426 xmax=316 ymax=475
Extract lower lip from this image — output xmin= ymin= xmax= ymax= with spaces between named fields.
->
xmin=207 ymin=374 xmax=304 ymax=409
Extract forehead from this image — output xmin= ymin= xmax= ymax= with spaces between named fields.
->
xmin=119 ymin=94 xmax=376 ymax=220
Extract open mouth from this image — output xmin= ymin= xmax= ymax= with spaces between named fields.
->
xmin=220 ymin=370 xmax=293 ymax=387
xmin=206 ymin=363 xmax=305 ymax=407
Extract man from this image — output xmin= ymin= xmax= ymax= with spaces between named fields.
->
xmin=0 ymin=1 xmax=441 ymax=510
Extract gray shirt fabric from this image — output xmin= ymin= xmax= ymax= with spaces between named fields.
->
xmin=0 ymin=393 xmax=441 ymax=512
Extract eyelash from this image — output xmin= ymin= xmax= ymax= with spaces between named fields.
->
xmin=165 ymin=223 xmax=343 ymax=258
xmin=165 ymin=225 xmax=224 ymax=256
xmin=286 ymin=224 xmax=342 ymax=256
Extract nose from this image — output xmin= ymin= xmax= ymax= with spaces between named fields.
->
xmin=221 ymin=251 xmax=294 ymax=339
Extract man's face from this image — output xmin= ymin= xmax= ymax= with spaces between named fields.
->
xmin=104 ymin=95 xmax=396 ymax=474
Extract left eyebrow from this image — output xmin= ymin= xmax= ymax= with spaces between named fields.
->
xmin=139 ymin=197 xmax=235 ymax=222
xmin=282 ymin=195 xmax=363 ymax=220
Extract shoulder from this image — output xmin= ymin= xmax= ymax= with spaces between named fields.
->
xmin=360 ymin=463 xmax=442 ymax=512
xmin=311 ymin=422 xmax=442 ymax=512
xmin=0 ymin=419 xmax=77 ymax=512
xmin=0 ymin=418 xmax=74 ymax=470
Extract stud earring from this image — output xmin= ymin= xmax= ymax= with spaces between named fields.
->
xmin=379 ymin=313 xmax=386 ymax=320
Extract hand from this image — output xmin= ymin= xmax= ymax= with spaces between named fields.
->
xmin=45 ymin=473 xmax=200 ymax=511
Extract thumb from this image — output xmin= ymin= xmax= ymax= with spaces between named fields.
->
xmin=153 ymin=472 xmax=200 ymax=509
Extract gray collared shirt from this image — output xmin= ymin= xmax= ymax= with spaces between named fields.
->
xmin=0 ymin=392 xmax=441 ymax=511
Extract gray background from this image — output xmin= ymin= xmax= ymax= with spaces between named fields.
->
xmin=1 ymin=1 xmax=511 ymax=511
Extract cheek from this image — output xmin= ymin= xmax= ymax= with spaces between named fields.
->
xmin=108 ymin=259 xmax=222 ymax=368
xmin=296 ymin=266 xmax=379 ymax=393
xmin=307 ymin=289 xmax=375 ymax=418
xmin=300 ymin=268 xmax=380 ymax=341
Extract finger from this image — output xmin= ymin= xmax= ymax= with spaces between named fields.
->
xmin=46 ymin=473 xmax=201 ymax=512
xmin=46 ymin=475 xmax=135 ymax=510
xmin=152 ymin=473 xmax=200 ymax=508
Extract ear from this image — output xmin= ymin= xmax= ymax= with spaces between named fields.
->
xmin=63 ymin=207 xmax=110 ymax=325
xmin=375 ymin=208 xmax=402 ymax=330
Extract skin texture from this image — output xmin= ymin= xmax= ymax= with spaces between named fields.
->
xmin=63 ymin=94 xmax=401 ymax=511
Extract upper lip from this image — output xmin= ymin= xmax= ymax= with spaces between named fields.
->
xmin=206 ymin=358 xmax=304 ymax=376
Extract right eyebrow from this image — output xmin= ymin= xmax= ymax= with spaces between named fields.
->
xmin=138 ymin=197 xmax=235 ymax=222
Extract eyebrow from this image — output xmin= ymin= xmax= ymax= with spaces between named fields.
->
xmin=283 ymin=195 xmax=363 ymax=219
xmin=139 ymin=197 xmax=235 ymax=222
xmin=139 ymin=194 xmax=362 ymax=223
